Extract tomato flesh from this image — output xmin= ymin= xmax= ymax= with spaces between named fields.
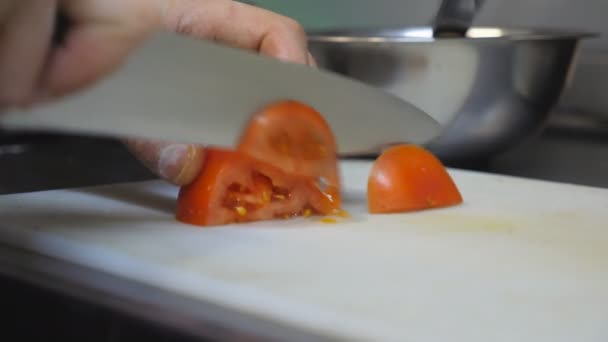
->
xmin=176 ymin=149 xmax=339 ymax=226
xmin=367 ymin=144 xmax=463 ymax=213
xmin=237 ymin=100 xmax=341 ymax=207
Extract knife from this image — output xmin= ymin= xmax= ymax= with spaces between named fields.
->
xmin=0 ymin=31 xmax=441 ymax=155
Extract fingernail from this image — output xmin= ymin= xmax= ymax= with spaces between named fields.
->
xmin=158 ymin=143 xmax=204 ymax=185
xmin=307 ymin=51 xmax=318 ymax=67
xmin=158 ymin=143 xmax=190 ymax=179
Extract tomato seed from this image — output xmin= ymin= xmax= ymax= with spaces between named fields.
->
xmin=235 ymin=206 xmax=247 ymax=216
xmin=261 ymin=191 xmax=271 ymax=203
xmin=272 ymin=194 xmax=286 ymax=200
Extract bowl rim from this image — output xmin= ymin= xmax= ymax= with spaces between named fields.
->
xmin=307 ymin=26 xmax=598 ymax=43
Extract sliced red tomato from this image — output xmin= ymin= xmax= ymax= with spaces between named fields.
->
xmin=237 ymin=100 xmax=341 ymax=207
xmin=176 ymin=148 xmax=340 ymax=227
xmin=367 ymin=144 xmax=463 ymax=213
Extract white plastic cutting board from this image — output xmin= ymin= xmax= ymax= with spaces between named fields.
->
xmin=0 ymin=160 xmax=607 ymax=341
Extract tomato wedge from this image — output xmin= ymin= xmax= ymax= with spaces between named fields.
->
xmin=237 ymin=100 xmax=341 ymax=206
xmin=367 ymin=144 xmax=463 ymax=213
xmin=176 ymin=148 xmax=340 ymax=226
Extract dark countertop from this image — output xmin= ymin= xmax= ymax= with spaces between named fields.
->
xmin=1 ymin=273 xmax=203 ymax=342
xmin=0 ymin=133 xmax=156 ymax=195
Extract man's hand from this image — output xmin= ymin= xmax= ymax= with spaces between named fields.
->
xmin=0 ymin=0 xmax=315 ymax=185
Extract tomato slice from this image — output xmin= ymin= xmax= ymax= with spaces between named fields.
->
xmin=367 ymin=144 xmax=463 ymax=213
xmin=176 ymin=148 xmax=340 ymax=226
xmin=237 ymin=100 xmax=341 ymax=207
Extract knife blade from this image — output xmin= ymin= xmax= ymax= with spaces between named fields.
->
xmin=0 ymin=32 xmax=441 ymax=155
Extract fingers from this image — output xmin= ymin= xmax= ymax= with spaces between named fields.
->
xmin=43 ymin=0 xmax=316 ymax=96
xmin=162 ymin=0 xmax=313 ymax=65
xmin=40 ymin=0 xmax=159 ymax=98
xmin=42 ymin=0 xmax=315 ymax=97
xmin=0 ymin=1 xmax=19 ymax=23
xmin=127 ymin=0 xmax=316 ymax=185
xmin=41 ymin=25 xmax=145 ymax=98
xmin=35 ymin=0 xmax=314 ymax=186
xmin=124 ymin=139 xmax=206 ymax=186
xmin=0 ymin=0 xmax=56 ymax=106
xmin=37 ymin=0 xmax=205 ymax=185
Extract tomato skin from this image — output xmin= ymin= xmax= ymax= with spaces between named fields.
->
xmin=176 ymin=148 xmax=340 ymax=226
xmin=237 ymin=100 xmax=341 ymax=207
xmin=367 ymin=145 xmax=463 ymax=213
xmin=175 ymin=149 xmax=230 ymax=226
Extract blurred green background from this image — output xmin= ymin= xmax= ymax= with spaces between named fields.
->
xmin=251 ymin=0 xmax=437 ymax=30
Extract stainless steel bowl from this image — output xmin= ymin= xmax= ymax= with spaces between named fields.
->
xmin=308 ymin=27 xmax=594 ymax=162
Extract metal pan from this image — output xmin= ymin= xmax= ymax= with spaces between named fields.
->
xmin=308 ymin=26 xmax=595 ymax=162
